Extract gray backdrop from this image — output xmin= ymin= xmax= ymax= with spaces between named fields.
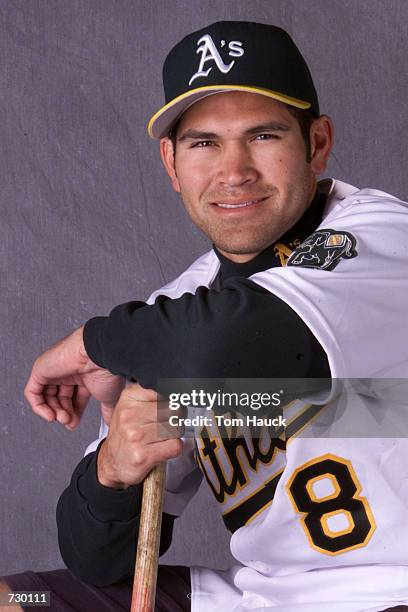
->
xmin=1 ymin=0 xmax=407 ymax=575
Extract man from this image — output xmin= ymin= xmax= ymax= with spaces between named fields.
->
xmin=3 ymin=20 xmax=408 ymax=612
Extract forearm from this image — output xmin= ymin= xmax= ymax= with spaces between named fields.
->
xmin=56 ymin=445 xmax=175 ymax=586
xmin=83 ymin=277 xmax=330 ymax=389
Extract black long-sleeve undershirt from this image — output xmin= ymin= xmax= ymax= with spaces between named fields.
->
xmin=56 ymin=443 xmax=175 ymax=587
xmin=83 ymin=277 xmax=330 ymax=390
xmin=56 ymin=189 xmax=331 ymax=586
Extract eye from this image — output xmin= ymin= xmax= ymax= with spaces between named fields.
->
xmin=190 ymin=140 xmax=215 ymax=148
xmin=254 ymin=133 xmax=280 ymax=141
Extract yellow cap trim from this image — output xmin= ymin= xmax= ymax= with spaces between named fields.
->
xmin=147 ymin=84 xmax=311 ymax=138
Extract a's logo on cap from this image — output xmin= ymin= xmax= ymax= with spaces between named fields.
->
xmin=189 ymin=34 xmax=244 ymax=86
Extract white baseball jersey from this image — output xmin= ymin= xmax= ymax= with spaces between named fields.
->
xmin=89 ymin=179 xmax=408 ymax=611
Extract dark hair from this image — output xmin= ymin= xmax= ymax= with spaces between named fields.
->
xmin=168 ymin=120 xmax=180 ymax=153
xmin=286 ymin=106 xmax=316 ymax=163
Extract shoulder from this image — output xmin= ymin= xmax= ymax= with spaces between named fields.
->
xmin=147 ymin=250 xmax=219 ymax=303
xmin=291 ymin=178 xmax=408 ymax=270
xmin=322 ymin=178 xmax=408 ymax=222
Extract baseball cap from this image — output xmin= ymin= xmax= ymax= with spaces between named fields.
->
xmin=147 ymin=20 xmax=319 ymax=139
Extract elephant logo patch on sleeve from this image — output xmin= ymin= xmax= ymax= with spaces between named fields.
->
xmin=286 ymin=229 xmax=357 ymax=271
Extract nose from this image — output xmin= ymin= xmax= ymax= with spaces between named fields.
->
xmin=216 ymin=141 xmax=259 ymax=187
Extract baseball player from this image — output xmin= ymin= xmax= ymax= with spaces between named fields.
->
xmin=4 ymin=20 xmax=408 ymax=612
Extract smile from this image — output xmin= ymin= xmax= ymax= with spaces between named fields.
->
xmin=214 ymin=197 xmax=267 ymax=209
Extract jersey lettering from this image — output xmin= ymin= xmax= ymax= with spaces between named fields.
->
xmin=196 ymin=415 xmax=286 ymax=532
xmin=195 ymin=404 xmax=327 ymax=532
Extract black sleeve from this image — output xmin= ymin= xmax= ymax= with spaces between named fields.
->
xmin=83 ymin=277 xmax=330 ymax=389
xmin=56 ymin=443 xmax=175 ymax=587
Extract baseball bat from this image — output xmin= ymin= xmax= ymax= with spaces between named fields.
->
xmin=130 ymin=462 xmax=167 ymax=612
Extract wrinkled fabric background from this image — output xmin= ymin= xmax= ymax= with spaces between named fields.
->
xmin=1 ymin=0 xmax=407 ymax=574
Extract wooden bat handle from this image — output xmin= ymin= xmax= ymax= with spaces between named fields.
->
xmin=131 ymin=462 xmax=167 ymax=612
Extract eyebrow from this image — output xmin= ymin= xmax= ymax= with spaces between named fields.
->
xmin=178 ymin=122 xmax=291 ymax=142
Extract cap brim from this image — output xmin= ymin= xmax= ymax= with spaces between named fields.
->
xmin=147 ymin=85 xmax=311 ymax=139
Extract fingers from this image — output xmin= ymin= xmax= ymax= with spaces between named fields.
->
xmin=24 ymin=377 xmax=57 ymax=422
xmin=98 ymin=386 xmax=185 ymax=487
xmin=26 ymin=397 xmax=57 ymax=423
xmin=97 ymin=434 xmax=183 ymax=488
xmin=65 ymin=386 xmax=92 ymax=431
xmin=129 ymin=421 xmax=184 ymax=445
xmin=40 ymin=384 xmax=87 ymax=428
xmin=25 ymin=332 xmax=120 ymax=427
xmin=122 ymin=438 xmax=183 ymax=484
xmin=43 ymin=385 xmax=71 ymax=425
xmin=137 ymin=437 xmax=183 ymax=468
xmin=24 ymin=369 xmax=73 ymax=424
xmin=24 ymin=376 xmax=91 ymax=429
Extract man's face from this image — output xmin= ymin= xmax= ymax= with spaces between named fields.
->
xmin=161 ymin=92 xmax=331 ymax=262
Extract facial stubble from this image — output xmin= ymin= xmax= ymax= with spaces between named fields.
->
xmin=178 ymin=172 xmax=314 ymax=258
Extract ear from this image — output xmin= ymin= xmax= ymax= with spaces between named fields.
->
xmin=309 ymin=115 xmax=334 ymax=175
xmin=160 ymin=138 xmax=180 ymax=192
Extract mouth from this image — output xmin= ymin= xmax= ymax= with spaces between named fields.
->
xmin=212 ymin=197 xmax=267 ymax=210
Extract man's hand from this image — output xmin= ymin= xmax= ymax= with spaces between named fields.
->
xmin=97 ymin=383 xmax=183 ymax=489
xmin=24 ymin=326 xmax=125 ymax=430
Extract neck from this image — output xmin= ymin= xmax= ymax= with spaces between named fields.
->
xmin=216 ymin=249 xmax=260 ymax=263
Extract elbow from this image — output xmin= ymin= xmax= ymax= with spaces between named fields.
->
xmin=58 ymin=536 xmax=133 ymax=587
